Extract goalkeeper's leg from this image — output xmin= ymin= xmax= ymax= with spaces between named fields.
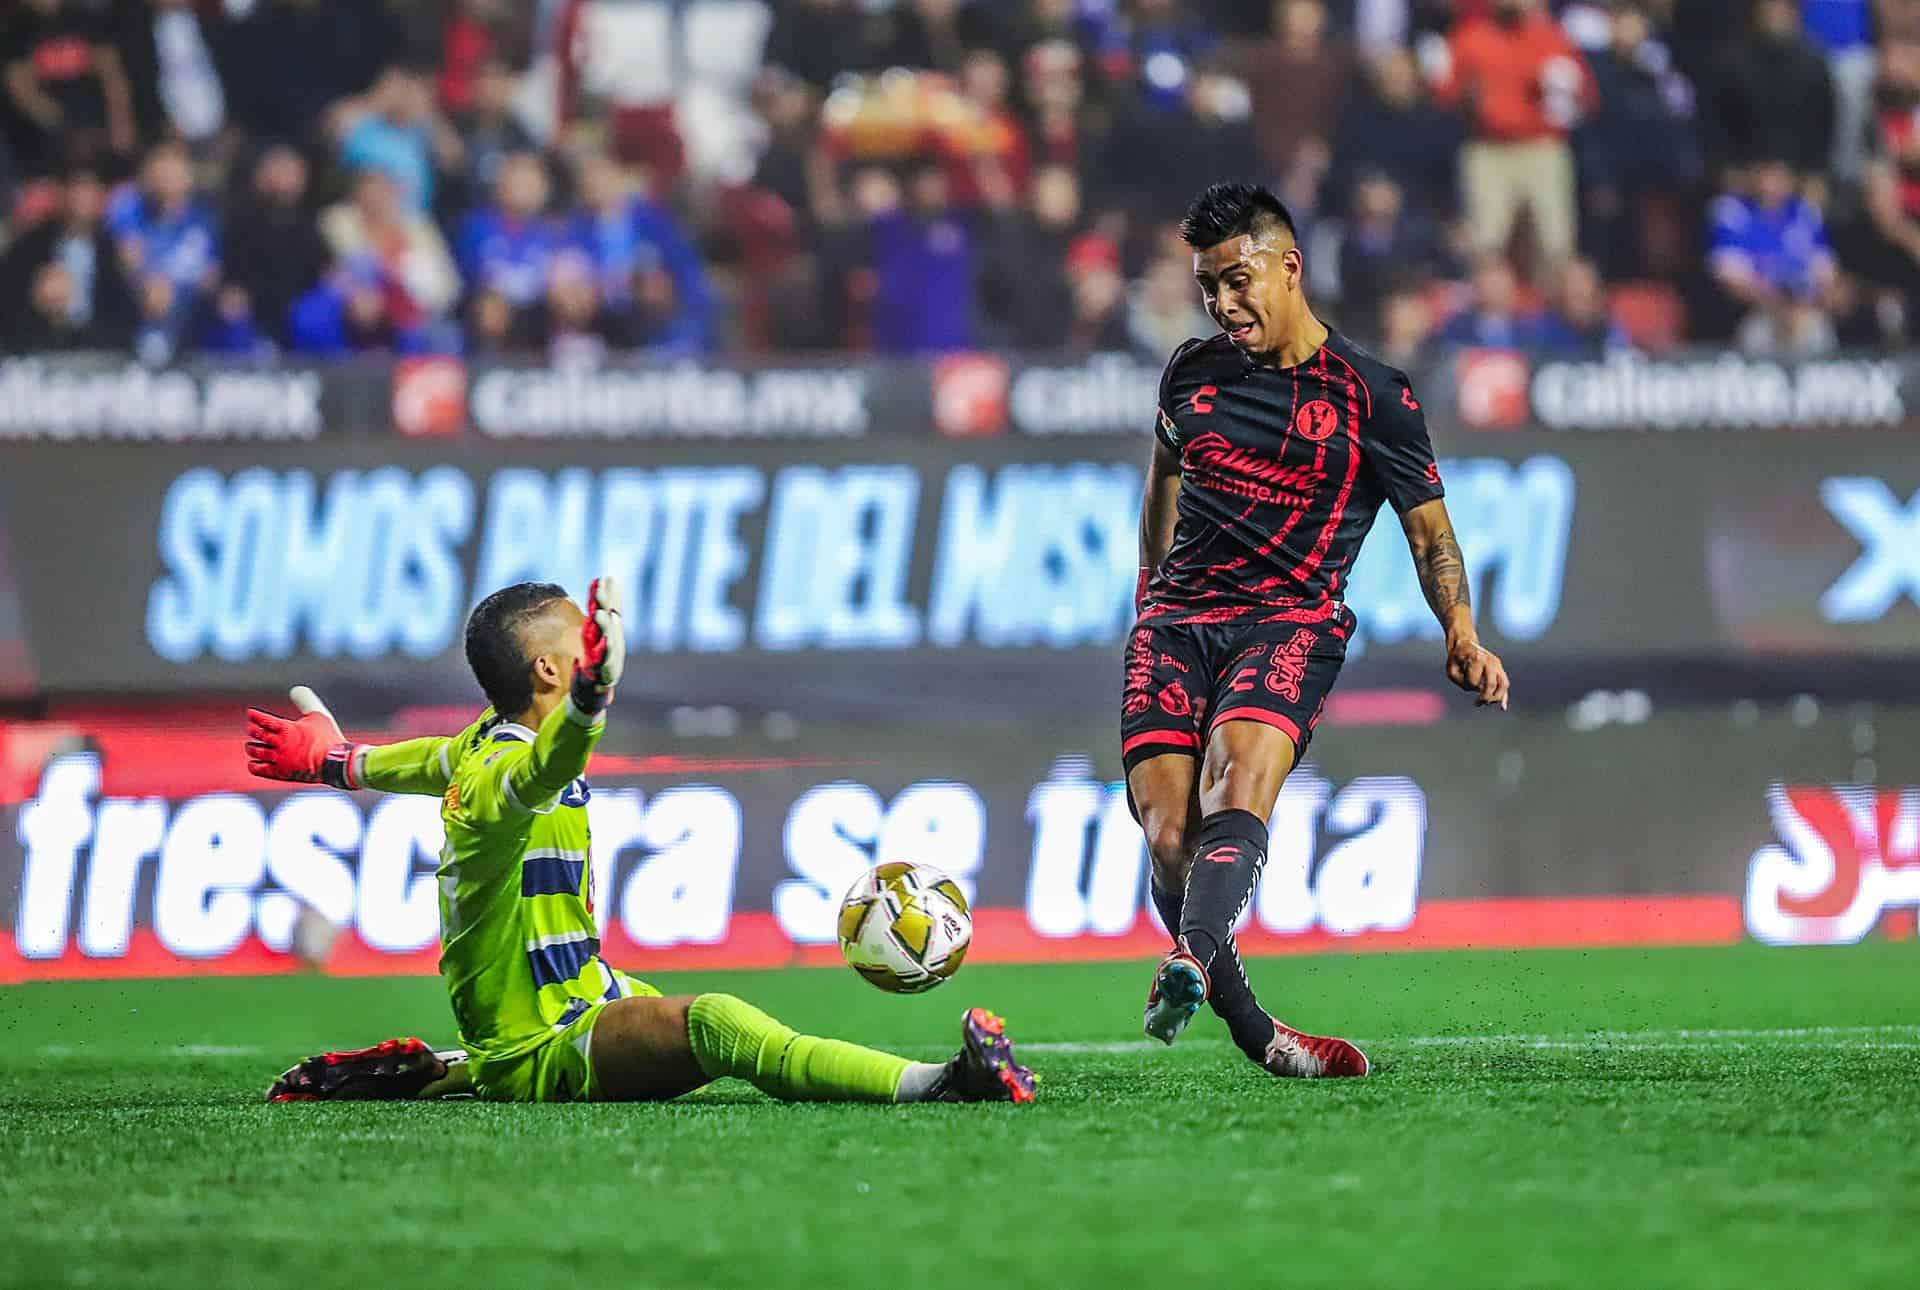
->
xmin=589 ymin=995 xmax=1034 ymax=1104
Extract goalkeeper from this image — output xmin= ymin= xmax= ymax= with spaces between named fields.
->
xmin=246 ymin=578 xmax=1034 ymax=1106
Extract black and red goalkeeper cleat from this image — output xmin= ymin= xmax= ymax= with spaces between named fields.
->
xmin=266 ymin=1037 xmax=446 ymax=1102
xmin=927 ymin=1008 xmax=1037 ymax=1104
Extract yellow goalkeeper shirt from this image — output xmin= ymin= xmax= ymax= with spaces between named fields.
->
xmin=359 ymin=698 xmax=611 ymax=1062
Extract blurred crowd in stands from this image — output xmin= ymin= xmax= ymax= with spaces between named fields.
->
xmin=3 ymin=0 xmax=1918 ymax=364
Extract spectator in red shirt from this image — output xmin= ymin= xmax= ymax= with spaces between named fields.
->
xmin=941 ymin=49 xmax=1031 ymax=208
xmin=438 ymin=0 xmax=531 ymax=116
xmin=1433 ymin=0 xmax=1596 ymax=263
xmin=1063 ymin=232 xmax=1133 ymax=353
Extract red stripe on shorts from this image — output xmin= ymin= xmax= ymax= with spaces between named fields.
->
xmin=1121 ymin=730 xmax=1200 ymax=757
xmin=1209 ymin=707 xmax=1303 ymax=746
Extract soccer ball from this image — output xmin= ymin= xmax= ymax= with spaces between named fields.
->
xmin=836 ymin=862 xmax=973 ymax=993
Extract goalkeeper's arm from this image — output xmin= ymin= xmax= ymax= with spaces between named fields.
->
xmin=357 ymin=737 xmax=455 ymax=795
xmin=245 ymin=687 xmax=451 ymax=796
xmin=492 ymin=575 xmax=626 ymax=815
xmin=496 ymin=698 xmax=604 ymax=813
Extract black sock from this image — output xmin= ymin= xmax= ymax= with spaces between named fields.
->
xmin=1150 ymin=878 xmax=1183 ymax=941
xmin=1155 ymin=866 xmax=1273 ymax=1058
xmin=1207 ymin=936 xmax=1279 ymax=1060
xmin=1178 ymin=808 xmax=1268 ymax=971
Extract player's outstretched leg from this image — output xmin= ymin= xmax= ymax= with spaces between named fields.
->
xmin=593 ymin=994 xmax=1034 ymax=1104
xmin=1133 ymin=741 xmax=1369 ymax=1077
xmin=1153 ymin=872 xmax=1370 ymax=1078
xmin=267 ymin=1038 xmax=472 ymax=1102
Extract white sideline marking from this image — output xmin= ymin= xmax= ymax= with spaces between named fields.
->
xmin=1022 ymin=1041 xmax=1216 ymax=1055
xmin=1022 ymin=1024 xmax=1920 ymax=1056
xmin=32 ymin=1026 xmax=1920 ymax=1062
xmin=1394 ymin=1024 xmax=1920 ymax=1048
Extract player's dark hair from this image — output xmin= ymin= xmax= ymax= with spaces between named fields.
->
xmin=1179 ymin=182 xmax=1296 ymax=249
xmin=465 ymin=582 xmax=570 ymax=718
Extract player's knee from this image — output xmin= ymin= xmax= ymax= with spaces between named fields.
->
xmin=1199 ymin=748 xmax=1291 ymax=817
xmin=1143 ymin=817 xmax=1189 ymax=884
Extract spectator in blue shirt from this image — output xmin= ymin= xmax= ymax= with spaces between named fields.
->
xmin=569 ymin=153 xmax=713 ymax=353
xmin=334 ymin=65 xmax=462 ymax=217
xmin=866 ymin=162 xmax=975 ymax=354
xmin=1707 ymin=158 xmax=1841 ymax=353
xmin=1536 ymin=256 xmax=1633 ymax=356
xmin=1338 ymin=170 xmax=1453 ymax=341
xmin=455 ymin=151 xmax=566 ymax=309
xmin=1437 ymin=254 xmax=1553 ymax=350
xmin=286 ymin=257 xmax=435 ymax=357
xmin=105 ymin=139 xmax=218 ymax=337
xmin=197 ymin=287 xmax=269 ymax=358
xmin=1108 ymin=0 xmax=1219 ymax=115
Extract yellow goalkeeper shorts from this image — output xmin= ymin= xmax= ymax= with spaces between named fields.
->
xmin=469 ymin=970 xmax=662 ymax=1103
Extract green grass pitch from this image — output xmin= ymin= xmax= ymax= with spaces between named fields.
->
xmin=3 ymin=944 xmax=1918 ymax=1289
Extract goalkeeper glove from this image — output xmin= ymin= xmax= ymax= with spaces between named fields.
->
xmin=245 ymin=686 xmax=365 ymax=789
xmin=569 ymin=575 xmax=626 ymax=715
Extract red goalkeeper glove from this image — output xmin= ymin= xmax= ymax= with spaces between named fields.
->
xmin=569 ymin=576 xmax=626 ymax=715
xmin=245 ymin=686 xmax=364 ymax=789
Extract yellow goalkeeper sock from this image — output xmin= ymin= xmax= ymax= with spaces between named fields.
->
xmin=685 ymin=993 xmax=929 ymax=1103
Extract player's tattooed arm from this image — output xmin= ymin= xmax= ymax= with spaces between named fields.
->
xmin=1416 ymin=527 xmax=1470 ymax=619
xmin=1399 ymin=499 xmax=1510 ymax=710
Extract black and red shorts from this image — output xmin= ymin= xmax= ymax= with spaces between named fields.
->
xmin=1120 ymin=617 xmax=1347 ymax=774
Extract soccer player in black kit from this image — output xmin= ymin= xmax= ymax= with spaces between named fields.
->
xmin=1129 ymin=183 xmax=1511 ymax=1078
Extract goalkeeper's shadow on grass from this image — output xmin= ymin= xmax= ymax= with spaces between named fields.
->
xmin=248 ymin=1092 xmax=957 ymax=1109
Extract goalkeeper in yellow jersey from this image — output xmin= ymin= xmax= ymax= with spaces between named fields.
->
xmin=245 ymin=578 xmax=1034 ymax=1106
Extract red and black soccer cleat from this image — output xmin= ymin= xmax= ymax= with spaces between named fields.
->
xmin=928 ymin=1007 xmax=1037 ymax=1104
xmin=1260 ymin=1017 xmax=1370 ymax=1079
xmin=266 ymin=1037 xmax=448 ymax=1102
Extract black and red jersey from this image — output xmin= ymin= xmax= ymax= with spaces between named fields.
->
xmin=1142 ymin=329 xmax=1444 ymax=630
